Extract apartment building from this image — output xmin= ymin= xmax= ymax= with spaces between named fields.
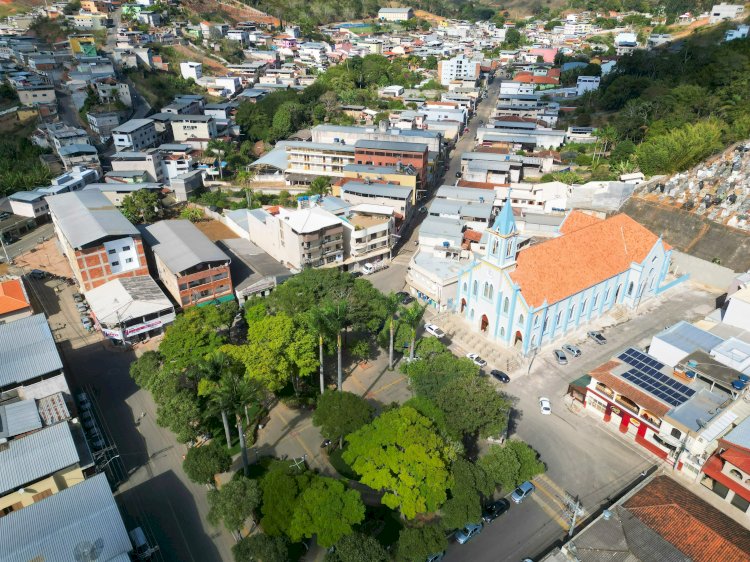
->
xmin=438 ymin=55 xmax=481 ymax=86
xmin=340 ymin=181 xmax=413 ymax=218
xmin=226 ymin=206 xmax=345 ymax=269
xmin=709 ymin=2 xmax=744 ymax=23
xmin=112 ymin=118 xmax=157 ymax=152
xmin=180 ymin=61 xmax=202 ymax=80
xmin=110 ymin=150 xmax=164 ymax=183
xmin=46 ymin=191 xmax=149 ymax=291
xmin=85 ymin=111 xmax=121 ymax=143
xmin=17 ymin=85 xmax=55 ymax=106
xmin=141 ymin=220 xmax=234 ymax=308
xmin=340 ymin=164 xmax=418 ymax=203
xmin=284 ymin=141 xmax=357 ymax=184
xmin=169 ymin=114 xmax=218 ymax=144
xmin=354 ymin=139 xmax=429 ymax=195
xmin=345 ymin=204 xmax=395 ymax=264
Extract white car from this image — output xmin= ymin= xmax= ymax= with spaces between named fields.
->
xmin=424 ymin=324 xmax=445 ymax=338
xmin=466 ymin=353 xmax=487 ymax=367
xmin=539 ymin=397 xmax=552 ymax=415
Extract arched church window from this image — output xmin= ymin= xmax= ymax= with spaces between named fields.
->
xmin=488 ymin=285 xmax=494 ymax=300
xmin=503 ymin=297 xmax=509 ymax=313
xmin=473 ymin=280 xmax=478 ymax=296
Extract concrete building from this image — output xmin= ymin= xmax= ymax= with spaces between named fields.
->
xmin=180 ymin=61 xmax=203 ymax=81
xmin=110 ymin=150 xmax=164 ymax=183
xmin=112 ymin=118 xmax=157 ymax=152
xmin=709 ymin=3 xmax=744 ymax=23
xmin=46 ymin=190 xmax=149 ymax=291
xmin=17 ymin=85 xmax=55 ymax=106
xmin=225 ymin=206 xmax=345 ymax=270
xmin=354 ymin=139 xmax=429 ymax=195
xmin=438 ymin=55 xmax=481 ymax=86
xmin=615 ymin=32 xmax=638 ymax=56
xmin=218 ymin=238 xmax=294 ymax=302
xmin=340 ymin=182 xmax=413 ymax=219
xmin=83 ymin=183 xmax=163 ymax=206
xmin=576 ymin=75 xmax=600 ymax=96
xmin=283 ymin=141 xmax=357 ymax=184
xmin=141 ymin=220 xmax=234 ymax=308
xmin=86 ymin=275 xmax=175 ymax=342
xmin=169 ymin=115 xmax=218 ymax=144
xmin=86 ymin=111 xmax=121 ymax=143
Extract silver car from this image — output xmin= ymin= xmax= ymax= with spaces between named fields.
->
xmin=455 ymin=522 xmax=482 ymax=544
xmin=554 ymin=349 xmax=568 ymax=365
xmin=562 ymin=344 xmax=581 ymax=357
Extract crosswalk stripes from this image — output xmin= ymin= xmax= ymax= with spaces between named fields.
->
xmin=531 ymin=474 xmax=572 ymax=530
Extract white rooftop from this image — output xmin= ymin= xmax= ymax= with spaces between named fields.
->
xmin=85 ymin=276 xmax=172 ymax=325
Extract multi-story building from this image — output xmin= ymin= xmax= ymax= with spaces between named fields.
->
xmin=284 ymin=141 xmax=357 ymax=184
xmin=141 ymin=220 xmax=234 ymax=308
xmin=110 ymin=150 xmax=164 ymax=183
xmin=180 ymin=61 xmax=203 ymax=81
xmin=86 ymin=111 xmax=122 ymax=143
xmin=438 ymin=54 xmax=481 ymax=86
xmin=46 ymin=190 xmax=150 ymax=291
xmin=344 ymin=204 xmax=396 ymax=265
xmin=226 ymin=206 xmax=345 ymax=269
xmin=377 ymin=7 xmax=414 ymax=21
xmin=340 ymin=182 xmax=413 ymax=218
xmin=576 ymin=75 xmax=600 ymax=96
xmin=340 ymin=164 xmax=418 ymax=203
xmin=17 ymin=85 xmax=55 ymax=106
xmin=112 ymin=119 xmax=157 ymax=152
xmin=169 ymin=114 xmax=218 ymax=144
xmin=354 ymin=139 xmax=429 ymax=195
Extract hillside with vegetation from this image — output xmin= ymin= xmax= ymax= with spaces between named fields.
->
xmin=561 ymin=23 xmax=750 ymax=179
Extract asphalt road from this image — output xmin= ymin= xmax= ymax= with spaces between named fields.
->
xmin=442 ymin=284 xmax=718 ymax=562
xmin=1 ymin=223 xmax=55 ymax=261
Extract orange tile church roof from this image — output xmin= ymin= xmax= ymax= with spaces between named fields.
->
xmin=510 ymin=213 xmax=667 ymax=308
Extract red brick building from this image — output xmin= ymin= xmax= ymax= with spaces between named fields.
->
xmin=47 ymin=191 xmax=150 ymax=291
xmin=141 ymin=220 xmax=233 ymax=308
xmin=354 ymin=139 xmax=429 ymax=195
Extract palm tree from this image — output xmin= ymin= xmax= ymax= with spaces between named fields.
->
xmin=196 ymin=352 xmax=235 ymax=448
xmin=324 ymin=300 xmax=348 ymax=391
xmin=401 ymin=302 xmax=426 ymax=361
xmin=305 ymin=307 xmax=331 ymax=394
xmin=383 ymin=292 xmax=402 ymax=371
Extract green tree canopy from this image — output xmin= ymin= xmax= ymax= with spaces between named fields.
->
xmin=120 ymin=189 xmax=160 ymax=224
xmin=232 ymin=533 xmax=289 ymax=562
xmin=259 ymin=468 xmax=312 ymax=537
xmin=478 ymin=441 xmax=545 ymax=492
xmin=207 ymin=476 xmax=262 ymax=531
xmin=325 ymin=532 xmax=389 ymax=562
xmin=312 ymin=391 xmax=374 ymax=440
xmin=433 ymin=375 xmax=511 ymax=439
xmin=289 ymin=476 xmax=365 ymax=547
xmin=395 ymin=525 xmax=448 ymax=562
xmin=440 ymin=459 xmax=493 ymax=530
xmin=343 ymin=406 xmax=456 ymax=519
xmin=182 ymin=442 xmax=232 ymax=485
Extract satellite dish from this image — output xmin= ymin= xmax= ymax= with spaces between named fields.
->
xmin=73 ymin=538 xmax=105 ymax=562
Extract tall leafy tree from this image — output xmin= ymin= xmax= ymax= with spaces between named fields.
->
xmin=196 ymin=351 xmax=239 ymax=447
xmin=182 ymin=442 xmax=232 ymax=485
xmin=343 ymin=406 xmax=456 ymax=519
xmin=232 ymin=534 xmax=289 ymax=562
xmin=322 ymin=300 xmax=348 ymax=391
xmin=395 ymin=525 xmax=448 ymax=562
xmin=260 ymin=468 xmax=313 ymax=537
xmin=434 ymin=375 xmax=511 ymax=439
xmin=289 ymin=476 xmax=365 ymax=548
xmin=207 ymin=476 xmax=261 ymax=532
xmin=312 ymin=391 xmax=374 ymax=447
xmin=325 ymin=532 xmax=389 ymax=562
xmin=121 ymin=189 xmax=160 ymax=224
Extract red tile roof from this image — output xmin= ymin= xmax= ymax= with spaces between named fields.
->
xmin=559 ymin=210 xmax=602 ymax=235
xmin=511 ymin=213 xmax=665 ymax=307
xmin=464 ymin=229 xmax=482 ymax=242
xmin=0 ymin=279 xmax=30 ymax=315
xmin=722 ymin=449 xmax=750 ymax=476
xmin=702 ymin=454 xmax=750 ymax=502
xmin=624 ymin=475 xmax=750 ymax=562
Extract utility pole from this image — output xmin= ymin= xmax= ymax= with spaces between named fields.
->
xmin=564 ymin=493 xmax=585 ymax=537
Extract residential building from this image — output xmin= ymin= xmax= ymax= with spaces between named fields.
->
xmin=340 ymin=164 xmax=418 ymax=203
xmin=709 ymin=3 xmax=744 ymax=23
xmin=615 ymin=32 xmax=638 ymax=56
xmin=339 ymin=182 xmax=413 ymax=219
xmin=725 ymin=25 xmax=750 ymax=41
xmin=576 ymin=75 xmax=600 ymax=96
xmin=46 ymin=191 xmax=149 ymax=291
xmin=141 ymin=220 xmax=234 ymax=308
xmin=283 ymin=141 xmax=357 ymax=184
xmin=112 ymin=118 xmax=157 ymax=152
xmin=8 ymin=191 xmax=50 ymax=219
xmin=85 ymin=275 xmax=175 ymax=342
xmin=343 ymin=204 xmax=395 ymax=266
xmin=225 ymin=206 xmax=345 ymax=270
xmin=83 ymin=183 xmax=163 ymax=206
xmin=378 ymin=7 xmax=414 ymax=21
xmin=701 ymin=416 xmax=750 ymax=515
xmin=0 ymin=278 xmax=32 ymax=323
xmin=457 ymin=208 xmax=674 ymax=355
xmin=16 ymin=85 xmax=55 ymax=106
xmin=438 ymin=55 xmax=481 ymax=86
xmin=169 ymin=114 xmax=218 ymax=144
xmin=110 ymin=149 xmax=164 ymax=183
xmin=354 ymin=139 xmax=429 ymax=195
xmin=1 ymin=474 xmax=132 ymax=561
xmin=85 ymin=111 xmax=121 ymax=143
xmin=551 ymin=476 xmax=750 ymax=561
xmin=58 ymin=144 xmax=100 ymax=171
xmin=180 ymin=61 xmax=202 ymax=80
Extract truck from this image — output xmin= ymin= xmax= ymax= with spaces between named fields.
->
xmin=361 ymin=260 xmax=389 ymax=275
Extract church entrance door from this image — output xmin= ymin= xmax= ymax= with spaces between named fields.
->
xmin=461 ymin=298 xmax=466 ymax=313
xmin=480 ymin=314 xmax=489 ymax=332
xmin=514 ymin=330 xmax=523 ymax=348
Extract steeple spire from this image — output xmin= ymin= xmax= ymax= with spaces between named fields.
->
xmin=492 ymin=193 xmax=516 ymax=237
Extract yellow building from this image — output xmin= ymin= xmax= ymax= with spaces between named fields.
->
xmin=69 ymin=34 xmax=98 ymax=56
xmin=340 ymin=164 xmax=419 ymax=205
xmin=0 ymin=422 xmax=86 ymax=517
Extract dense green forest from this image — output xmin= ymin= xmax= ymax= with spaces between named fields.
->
xmin=575 ymin=26 xmax=750 ymax=175
xmin=0 ymin=138 xmax=52 ymax=197
xmin=567 ymin=0 xmax=712 ymax=20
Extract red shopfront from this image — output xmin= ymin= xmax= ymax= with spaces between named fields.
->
xmin=592 ymin=390 xmax=669 ymax=460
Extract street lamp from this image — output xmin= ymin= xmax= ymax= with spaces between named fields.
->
xmin=97 ymin=454 xmax=121 ymax=472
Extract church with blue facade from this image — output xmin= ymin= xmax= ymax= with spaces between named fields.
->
xmin=456 ymin=202 xmax=674 ymax=355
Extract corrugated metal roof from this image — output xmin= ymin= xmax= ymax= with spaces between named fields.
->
xmin=341 ymin=182 xmax=412 ymax=199
xmin=0 ymin=473 xmax=132 ymax=562
xmin=2 ymin=399 xmax=42 ymax=437
xmin=0 ymin=313 xmax=62 ymax=389
xmin=46 ymin=191 xmax=139 ymax=249
xmin=141 ymin=220 xmax=229 ymax=274
xmin=0 ymin=422 xmax=79 ymax=495
xmin=355 ymin=139 xmax=428 ymax=153
xmin=85 ymin=276 xmax=172 ymax=325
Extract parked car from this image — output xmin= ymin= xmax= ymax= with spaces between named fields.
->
xmin=455 ymin=522 xmax=482 ymax=544
xmin=81 ymin=317 xmax=93 ymax=329
xmin=29 ymin=269 xmax=46 ymax=279
xmin=511 ymin=481 xmax=535 ymax=504
xmin=553 ymin=349 xmax=568 ymax=365
xmin=424 ymin=324 xmax=445 ymax=338
xmin=73 ymin=293 xmax=84 ymax=303
xmin=396 ymin=291 xmax=409 ymax=301
xmin=426 ymin=554 xmax=444 ymax=562
xmin=419 ymin=206 xmax=428 ymax=214
xmin=588 ymin=331 xmax=607 ymax=345
xmin=562 ymin=344 xmax=581 ymax=357
xmin=490 ymin=369 xmax=510 ymax=383
xmin=350 ymin=271 xmax=363 ymax=279
xmin=539 ymin=397 xmax=552 ymax=415
xmin=482 ymin=499 xmax=511 ymax=523
xmin=76 ymin=302 xmax=89 ymax=312
xmin=401 ymin=295 xmax=415 ymax=305
xmin=466 ymin=353 xmax=487 ymax=367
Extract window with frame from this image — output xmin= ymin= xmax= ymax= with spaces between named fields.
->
xmin=112 ymin=261 xmax=119 ymax=267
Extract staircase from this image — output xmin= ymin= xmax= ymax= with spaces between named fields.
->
xmin=433 ymin=312 xmax=523 ymax=374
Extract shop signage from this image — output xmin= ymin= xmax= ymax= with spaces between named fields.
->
xmin=124 ymin=318 xmax=163 ymax=337
xmin=630 ymin=418 xmax=641 ymax=427
xmin=101 ymin=327 xmax=123 ymax=340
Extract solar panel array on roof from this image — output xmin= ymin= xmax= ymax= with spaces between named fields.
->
xmin=618 ymin=348 xmax=695 ymax=407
